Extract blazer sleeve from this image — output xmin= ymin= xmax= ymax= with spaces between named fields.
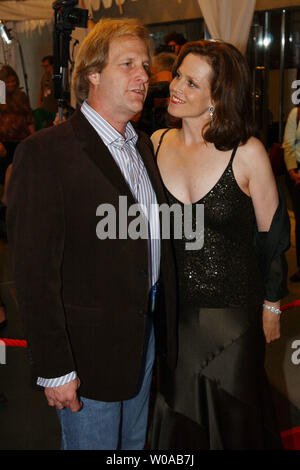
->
xmin=6 ymin=137 xmax=76 ymax=379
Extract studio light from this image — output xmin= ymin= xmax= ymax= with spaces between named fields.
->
xmin=0 ymin=20 xmax=12 ymax=45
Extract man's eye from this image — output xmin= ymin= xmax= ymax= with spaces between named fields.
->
xmin=188 ymin=80 xmax=195 ymax=87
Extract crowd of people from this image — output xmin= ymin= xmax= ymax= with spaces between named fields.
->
xmin=0 ymin=18 xmax=298 ymax=450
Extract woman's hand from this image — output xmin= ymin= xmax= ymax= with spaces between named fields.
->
xmin=262 ymin=302 xmax=281 ymax=343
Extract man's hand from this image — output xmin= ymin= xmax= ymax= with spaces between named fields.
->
xmin=44 ymin=378 xmax=82 ymax=412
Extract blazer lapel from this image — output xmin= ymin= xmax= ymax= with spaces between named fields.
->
xmin=70 ymin=110 xmax=136 ymax=203
xmin=70 ymin=110 xmax=167 ymax=206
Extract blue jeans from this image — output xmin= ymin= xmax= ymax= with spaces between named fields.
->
xmin=56 ymin=325 xmax=155 ymax=450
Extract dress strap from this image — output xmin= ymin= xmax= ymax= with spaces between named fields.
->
xmin=229 ymin=145 xmax=239 ymax=165
xmin=155 ymin=128 xmax=172 ymax=160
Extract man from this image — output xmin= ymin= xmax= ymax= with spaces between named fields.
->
xmin=7 ymin=18 xmax=177 ymax=450
xmin=36 ymin=55 xmax=57 ymax=128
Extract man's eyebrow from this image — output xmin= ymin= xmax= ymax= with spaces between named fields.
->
xmin=118 ymin=55 xmax=149 ymax=63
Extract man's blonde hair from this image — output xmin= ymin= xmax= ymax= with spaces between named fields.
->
xmin=72 ymin=18 xmax=152 ymax=104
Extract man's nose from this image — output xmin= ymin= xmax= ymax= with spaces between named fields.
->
xmin=135 ymin=64 xmax=149 ymax=83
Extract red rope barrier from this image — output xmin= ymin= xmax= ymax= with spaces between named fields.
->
xmin=0 ymin=338 xmax=28 ymax=348
xmin=280 ymin=299 xmax=300 ymax=312
xmin=0 ymin=299 xmax=299 ymax=348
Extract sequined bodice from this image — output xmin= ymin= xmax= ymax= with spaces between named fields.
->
xmin=164 ymin=149 xmax=263 ymax=308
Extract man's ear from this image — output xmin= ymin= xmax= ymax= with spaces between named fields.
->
xmin=87 ymin=71 xmax=101 ymax=86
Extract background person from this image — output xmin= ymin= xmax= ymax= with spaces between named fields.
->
xmin=38 ymin=55 xmax=57 ymax=115
xmin=164 ymin=31 xmax=186 ymax=55
xmin=34 ymin=55 xmax=57 ymax=129
xmin=0 ymin=65 xmax=34 ymax=185
xmin=136 ymin=52 xmax=176 ymax=135
xmin=283 ymin=105 xmax=300 ymax=282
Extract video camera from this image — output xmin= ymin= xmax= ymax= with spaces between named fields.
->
xmin=52 ymin=0 xmax=88 ymax=116
xmin=53 ymin=0 xmax=88 ymax=31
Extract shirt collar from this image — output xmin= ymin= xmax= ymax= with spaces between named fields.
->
xmin=81 ymin=100 xmax=138 ymax=149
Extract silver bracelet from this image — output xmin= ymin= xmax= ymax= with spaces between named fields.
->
xmin=263 ymin=303 xmax=281 ymax=315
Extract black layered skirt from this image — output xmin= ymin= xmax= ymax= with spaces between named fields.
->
xmin=150 ymin=304 xmax=282 ymax=450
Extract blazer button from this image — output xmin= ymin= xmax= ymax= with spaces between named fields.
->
xmin=141 ymin=270 xmax=148 ymax=278
xmin=138 ymin=310 xmax=148 ymax=318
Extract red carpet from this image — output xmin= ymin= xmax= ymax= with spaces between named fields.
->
xmin=281 ymin=427 xmax=300 ymax=450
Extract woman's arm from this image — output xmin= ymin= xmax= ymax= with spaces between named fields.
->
xmin=242 ymin=138 xmax=288 ymax=343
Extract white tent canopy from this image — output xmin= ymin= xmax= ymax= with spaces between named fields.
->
xmin=0 ymin=0 xmax=135 ymax=23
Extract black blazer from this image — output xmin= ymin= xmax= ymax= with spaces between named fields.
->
xmin=7 ymin=110 xmax=177 ymax=402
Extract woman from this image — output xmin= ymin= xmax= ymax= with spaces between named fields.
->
xmin=150 ymin=41 xmax=289 ymax=450
xmin=0 ymin=65 xmax=34 ymax=184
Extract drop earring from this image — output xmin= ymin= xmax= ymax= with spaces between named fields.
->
xmin=209 ymin=105 xmax=215 ymax=126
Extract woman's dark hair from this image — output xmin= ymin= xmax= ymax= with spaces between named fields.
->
xmin=170 ymin=40 xmax=256 ymax=150
xmin=0 ymin=65 xmax=19 ymax=88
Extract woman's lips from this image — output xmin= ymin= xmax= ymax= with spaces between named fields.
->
xmin=170 ymin=94 xmax=185 ymax=104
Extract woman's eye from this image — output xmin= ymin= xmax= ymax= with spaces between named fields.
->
xmin=188 ymin=81 xmax=195 ymax=87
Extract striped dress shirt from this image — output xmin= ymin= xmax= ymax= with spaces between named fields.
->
xmin=37 ymin=101 xmax=160 ymax=388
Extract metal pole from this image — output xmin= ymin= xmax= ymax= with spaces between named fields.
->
xmin=204 ymin=23 xmax=210 ymax=40
xmin=279 ymin=9 xmax=286 ymax=141
xmin=252 ymin=23 xmax=258 ymax=123
xmin=17 ymin=40 xmax=30 ymax=105
xmin=0 ymin=37 xmax=7 ymax=64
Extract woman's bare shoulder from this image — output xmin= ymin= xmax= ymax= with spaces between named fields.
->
xmin=151 ymin=128 xmax=176 ymax=152
xmin=238 ymin=136 xmax=270 ymax=168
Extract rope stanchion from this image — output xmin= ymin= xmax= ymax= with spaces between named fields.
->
xmin=280 ymin=299 xmax=300 ymax=312
xmin=0 ymin=338 xmax=28 ymax=348
xmin=0 ymin=300 xmax=299 ymax=349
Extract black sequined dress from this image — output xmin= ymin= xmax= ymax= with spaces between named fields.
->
xmin=151 ymin=143 xmax=282 ymax=450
